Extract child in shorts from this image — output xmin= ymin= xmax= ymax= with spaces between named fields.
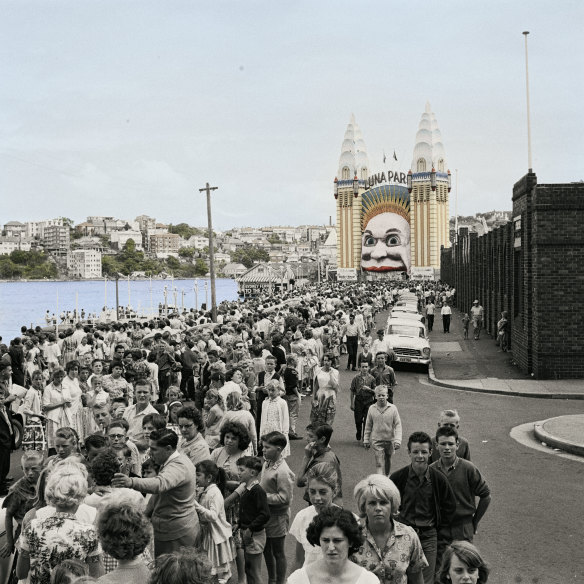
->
xmin=363 ymin=385 xmax=402 ymax=476
xmin=235 ymin=456 xmax=270 ymax=584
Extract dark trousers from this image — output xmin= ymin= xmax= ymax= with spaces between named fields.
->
xmin=442 ymin=315 xmax=451 ymax=332
xmin=415 ymin=527 xmax=437 ymax=584
xmin=354 ymin=398 xmax=373 ymax=439
xmin=255 ymin=392 xmax=266 ymax=454
xmin=0 ymin=446 xmax=11 ymax=493
xmin=180 ymin=369 xmax=193 ymax=394
xmin=346 ymin=336 xmax=358 ymax=369
xmin=436 ymin=520 xmax=474 ymax=580
xmin=426 ymin=314 xmax=434 ymax=331
xmin=158 ymin=369 xmax=171 ymax=401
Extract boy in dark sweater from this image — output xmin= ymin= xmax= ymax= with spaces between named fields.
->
xmin=236 ymin=455 xmax=270 ymax=584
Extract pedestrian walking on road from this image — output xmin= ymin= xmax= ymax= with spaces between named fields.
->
xmin=497 ymin=311 xmax=509 ymax=352
xmin=461 ymin=313 xmax=470 ymax=340
xmin=390 ymin=431 xmax=457 ymax=584
xmin=441 ymin=303 xmax=452 ymax=333
xmin=431 ymin=426 xmax=491 ymax=567
xmin=426 ymin=301 xmax=435 ymax=332
xmin=363 ymin=386 xmax=402 ymax=477
xmin=471 ymin=300 xmax=484 ymax=340
xmin=349 ymin=362 xmax=376 ymax=442
xmin=341 ymin=314 xmax=360 ymax=371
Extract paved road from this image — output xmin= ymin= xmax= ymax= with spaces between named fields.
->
xmin=284 ymin=358 xmax=584 ymax=583
xmin=7 ymin=351 xmax=583 ymax=582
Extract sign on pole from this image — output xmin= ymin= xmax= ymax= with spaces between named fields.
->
xmin=337 ymin=268 xmax=358 ymax=282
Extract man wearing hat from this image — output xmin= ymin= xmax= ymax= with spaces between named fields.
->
xmin=371 ymin=329 xmax=393 ymax=360
xmin=470 ymin=300 xmax=484 ymax=340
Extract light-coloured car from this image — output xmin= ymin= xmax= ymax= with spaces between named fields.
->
xmin=390 ymin=306 xmax=425 ymax=323
xmin=385 ymin=317 xmax=431 ymax=368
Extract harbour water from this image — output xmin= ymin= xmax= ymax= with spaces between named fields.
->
xmin=0 ymin=278 xmax=239 ymax=340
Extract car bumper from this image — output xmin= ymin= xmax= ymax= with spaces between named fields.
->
xmin=394 ymin=354 xmax=431 ymax=365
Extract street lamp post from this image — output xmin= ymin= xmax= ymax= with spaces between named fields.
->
xmin=194 ymin=280 xmax=199 ymax=311
xmin=199 ymin=182 xmax=218 ymax=322
xmin=523 ymin=31 xmax=533 ymax=172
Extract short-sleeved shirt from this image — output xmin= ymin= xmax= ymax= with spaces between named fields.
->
xmin=21 ymin=512 xmax=100 ymax=584
xmin=350 ymin=521 xmax=428 ymax=584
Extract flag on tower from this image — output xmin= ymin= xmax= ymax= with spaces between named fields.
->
xmin=393 ymin=150 xmax=398 ymax=161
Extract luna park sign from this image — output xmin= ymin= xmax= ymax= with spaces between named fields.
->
xmin=366 ymin=170 xmax=407 ymax=188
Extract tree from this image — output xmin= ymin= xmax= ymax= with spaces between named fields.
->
xmin=194 ymin=258 xmax=208 ymax=276
xmin=101 ymin=256 xmax=120 ymax=277
xmin=231 ymin=245 xmax=270 ymax=268
xmin=124 ymin=239 xmax=137 ymax=253
xmin=166 ymin=256 xmax=181 ymax=271
xmin=178 ymin=247 xmax=195 ymax=259
xmin=168 ymin=223 xmax=203 ymax=239
xmin=267 ymin=233 xmax=281 ymax=244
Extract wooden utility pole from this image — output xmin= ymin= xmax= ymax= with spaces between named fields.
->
xmin=199 ymin=182 xmax=218 ymax=322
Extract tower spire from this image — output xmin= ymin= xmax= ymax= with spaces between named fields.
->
xmin=337 ymin=114 xmax=369 ymax=181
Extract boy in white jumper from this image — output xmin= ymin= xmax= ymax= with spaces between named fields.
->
xmin=363 ymin=385 xmax=402 ymax=476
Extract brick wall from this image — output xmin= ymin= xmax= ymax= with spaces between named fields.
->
xmin=441 ymin=173 xmax=584 ymax=379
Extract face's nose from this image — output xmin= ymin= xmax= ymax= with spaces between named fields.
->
xmin=370 ymin=241 xmax=387 ymax=260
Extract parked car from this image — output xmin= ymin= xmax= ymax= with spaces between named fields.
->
xmin=385 ymin=318 xmax=431 ymax=369
xmin=389 ymin=307 xmax=425 ymax=323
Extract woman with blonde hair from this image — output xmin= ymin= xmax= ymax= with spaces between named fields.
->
xmin=17 ymin=462 xmax=103 ymax=583
xmin=351 ymin=474 xmax=427 ymax=584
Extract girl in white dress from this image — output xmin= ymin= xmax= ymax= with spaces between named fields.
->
xmin=194 ymin=460 xmax=235 ymax=584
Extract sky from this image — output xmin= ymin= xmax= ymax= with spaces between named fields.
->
xmin=1 ymin=0 xmax=582 ymax=230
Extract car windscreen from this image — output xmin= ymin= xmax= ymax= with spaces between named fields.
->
xmin=388 ymin=325 xmax=424 ymax=338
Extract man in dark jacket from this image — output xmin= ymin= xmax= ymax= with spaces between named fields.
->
xmin=390 ymin=431 xmax=456 ymax=584
xmin=0 ymin=364 xmax=16 ymax=496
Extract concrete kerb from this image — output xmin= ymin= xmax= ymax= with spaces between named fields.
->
xmin=533 ymin=419 xmax=584 ymax=457
xmin=427 ymin=361 xmax=584 ymax=400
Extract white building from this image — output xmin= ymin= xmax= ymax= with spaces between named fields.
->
xmin=110 ymin=230 xmax=143 ymax=250
xmin=0 ymin=236 xmax=32 ymax=255
xmin=185 ymin=235 xmax=210 ymax=250
xmin=67 ymin=249 xmax=103 ymax=278
xmin=26 ymin=218 xmax=64 ymax=239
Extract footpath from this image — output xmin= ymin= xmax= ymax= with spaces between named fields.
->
xmin=425 ymin=305 xmax=584 ymax=456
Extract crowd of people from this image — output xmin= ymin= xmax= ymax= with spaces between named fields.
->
xmin=0 ymin=280 xmax=491 ymax=584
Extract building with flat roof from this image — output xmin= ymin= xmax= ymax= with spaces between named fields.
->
xmin=67 ymin=249 xmax=102 ymax=278
xmin=43 ymin=225 xmax=70 ymax=250
xmin=150 ymin=233 xmax=180 ymax=255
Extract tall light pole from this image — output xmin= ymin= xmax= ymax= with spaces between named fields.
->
xmin=199 ymin=182 xmax=218 ymax=322
xmin=523 ymin=31 xmax=533 ymax=172
xmin=455 ymin=169 xmax=459 ymax=242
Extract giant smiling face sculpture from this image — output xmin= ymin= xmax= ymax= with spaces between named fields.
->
xmin=361 ymin=212 xmax=411 ymax=273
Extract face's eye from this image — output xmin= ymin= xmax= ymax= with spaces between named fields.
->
xmin=385 ymin=234 xmax=401 ymax=246
xmin=363 ymin=235 xmax=376 ymax=247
